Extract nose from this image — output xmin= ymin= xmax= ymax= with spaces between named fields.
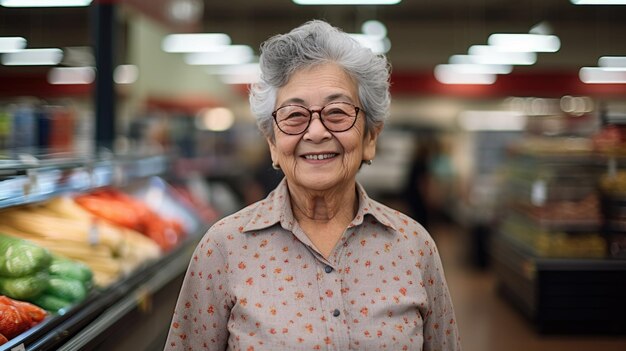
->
xmin=304 ymin=111 xmax=331 ymax=141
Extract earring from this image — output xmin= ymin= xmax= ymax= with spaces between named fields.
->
xmin=365 ymin=160 xmax=372 ymax=165
xmin=272 ymin=162 xmax=281 ymax=170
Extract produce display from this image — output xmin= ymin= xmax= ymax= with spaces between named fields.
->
xmin=75 ymin=189 xmax=186 ymax=251
xmin=0 ymin=233 xmax=93 ymax=313
xmin=0 ymin=195 xmax=161 ymax=287
xmin=0 ymin=295 xmax=47 ymax=345
xmin=498 ymin=139 xmax=610 ymax=258
xmin=500 ymin=215 xmax=606 ymax=258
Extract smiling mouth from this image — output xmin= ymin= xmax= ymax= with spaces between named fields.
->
xmin=302 ymin=153 xmax=338 ymax=160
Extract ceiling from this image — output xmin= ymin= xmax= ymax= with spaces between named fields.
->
xmin=0 ymin=1 xmax=625 ymax=80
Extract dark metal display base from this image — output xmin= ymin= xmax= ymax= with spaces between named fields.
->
xmin=492 ymin=235 xmax=626 ymax=335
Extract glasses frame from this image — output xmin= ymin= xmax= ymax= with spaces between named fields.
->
xmin=271 ymin=101 xmax=362 ymax=135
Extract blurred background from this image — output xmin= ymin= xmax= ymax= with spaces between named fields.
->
xmin=0 ymin=0 xmax=626 ymax=350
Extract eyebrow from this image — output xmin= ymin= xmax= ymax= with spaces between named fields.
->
xmin=279 ymin=93 xmax=355 ymax=107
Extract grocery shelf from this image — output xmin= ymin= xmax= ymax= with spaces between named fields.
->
xmin=492 ymin=234 xmax=626 ymax=334
xmin=0 ymin=233 xmax=199 ymax=351
xmin=0 ymin=153 xmax=169 ymax=210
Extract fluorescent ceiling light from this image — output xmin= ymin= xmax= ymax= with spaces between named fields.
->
xmin=0 ymin=0 xmax=92 ymax=7
xmin=2 ymin=48 xmax=63 ymax=65
xmin=162 ymin=33 xmax=231 ymax=53
xmin=185 ymin=45 xmax=254 ymax=65
xmin=195 ymin=107 xmax=235 ymax=132
xmin=579 ymin=67 xmax=626 ymax=83
xmin=349 ymin=34 xmax=390 ymax=54
xmin=0 ymin=37 xmax=26 ymax=53
xmin=293 ymin=0 xmax=401 ymax=4
xmin=598 ymin=56 xmax=626 ymax=68
xmin=114 ymin=64 xmax=139 ymax=84
xmin=48 ymin=67 xmax=95 ymax=85
xmin=487 ymin=34 xmax=560 ymax=52
xmin=219 ymin=74 xmax=260 ymax=85
xmin=435 ymin=63 xmax=512 ymax=75
xmin=459 ymin=111 xmax=527 ymax=131
xmin=434 ymin=66 xmax=496 ymax=85
xmin=206 ymin=63 xmax=260 ymax=84
xmin=451 ymin=51 xmax=536 ymax=65
xmin=361 ymin=20 xmax=387 ymax=39
xmin=570 ymin=0 xmax=626 ymax=4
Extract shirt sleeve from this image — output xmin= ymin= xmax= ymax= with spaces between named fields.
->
xmin=422 ymin=241 xmax=462 ymax=351
xmin=164 ymin=232 xmax=231 ymax=351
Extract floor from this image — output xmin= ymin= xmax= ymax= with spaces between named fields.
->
xmin=431 ymin=222 xmax=626 ymax=351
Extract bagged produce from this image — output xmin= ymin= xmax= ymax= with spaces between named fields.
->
xmin=30 ymin=293 xmax=72 ymax=313
xmin=0 ymin=295 xmax=47 ymax=341
xmin=45 ymin=277 xmax=87 ymax=303
xmin=74 ymin=189 xmax=186 ymax=251
xmin=0 ymin=272 xmax=49 ymax=300
xmin=0 ymin=233 xmax=52 ymax=278
xmin=48 ymin=256 xmax=93 ymax=285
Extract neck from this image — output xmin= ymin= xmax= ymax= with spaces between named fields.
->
xmin=288 ymin=180 xmax=358 ymax=225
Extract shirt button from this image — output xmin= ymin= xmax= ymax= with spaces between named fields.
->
xmin=324 ymin=265 xmax=333 ymax=273
xmin=332 ymin=309 xmax=341 ymax=317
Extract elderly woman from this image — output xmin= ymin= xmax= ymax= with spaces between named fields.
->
xmin=166 ymin=20 xmax=460 ymax=351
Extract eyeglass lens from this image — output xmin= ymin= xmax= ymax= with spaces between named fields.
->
xmin=274 ymin=102 xmax=358 ymax=135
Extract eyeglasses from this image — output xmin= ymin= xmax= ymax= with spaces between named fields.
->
xmin=271 ymin=102 xmax=362 ymax=135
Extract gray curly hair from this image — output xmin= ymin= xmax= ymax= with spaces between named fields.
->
xmin=249 ymin=19 xmax=391 ymax=140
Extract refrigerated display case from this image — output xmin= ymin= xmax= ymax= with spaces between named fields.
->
xmin=492 ymin=136 xmax=626 ymax=334
xmin=0 ymin=151 xmax=212 ymax=350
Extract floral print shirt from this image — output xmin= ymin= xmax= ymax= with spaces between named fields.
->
xmin=165 ymin=179 xmax=461 ymax=351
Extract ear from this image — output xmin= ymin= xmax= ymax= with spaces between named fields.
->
xmin=363 ymin=124 xmax=383 ymax=162
xmin=266 ymin=137 xmax=278 ymax=166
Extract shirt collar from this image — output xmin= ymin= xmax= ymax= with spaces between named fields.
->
xmin=241 ymin=178 xmax=398 ymax=233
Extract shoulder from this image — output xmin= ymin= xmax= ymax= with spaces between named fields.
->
xmin=367 ymin=197 xmax=432 ymax=242
xmin=198 ymin=201 xmax=263 ymax=246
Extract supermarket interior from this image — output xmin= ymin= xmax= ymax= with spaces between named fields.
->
xmin=0 ymin=0 xmax=626 ymax=350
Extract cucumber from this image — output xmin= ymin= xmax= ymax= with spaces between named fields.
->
xmin=30 ymin=293 xmax=72 ymax=312
xmin=0 ymin=271 xmax=49 ymax=300
xmin=48 ymin=257 xmax=93 ymax=283
xmin=0 ymin=233 xmax=52 ymax=277
xmin=45 ymin=277 xmax=87 ymax=302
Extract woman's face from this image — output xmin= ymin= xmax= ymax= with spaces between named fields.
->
xmin=268 ymin=63 xmax=380 ymax=192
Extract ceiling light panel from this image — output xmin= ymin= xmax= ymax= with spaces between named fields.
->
xmin=48 ymin=67 xmax=95 ymax=84
xmin=579 ymin=67 xmax=626 ymax=83
xmin=0 ymin=0 xmax=92 ymax=7
xmin=185 ymin=45 xmax=254 ymax=65
xmin=162 ymin=33 xmax=232 ymax=53
xmin=570 ymin=0 xmax=626 ymax=5
xmin=450 ymin=52 xmax=537 ymax=66
xmin=487 ymin=34 xmax=561 ymax=53
xmin=0 ymin=37 xmax=26 ymax=53
xmin=2 ymin=48 xmax=63 ymax=65
xmin=293 ymin=0 xmax=401 ymax=4
xmin=598 ymin=56 xmax=626 ymax=68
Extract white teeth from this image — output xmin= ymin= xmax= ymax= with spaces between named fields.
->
xmin=304 ymin=153 xmax=336 ymax=160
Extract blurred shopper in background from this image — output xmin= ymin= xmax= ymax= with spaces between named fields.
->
xmin=165 ymin=19 xmax=460 ymax=351
xmin=404 ymin=136 xmax=436 ymax=230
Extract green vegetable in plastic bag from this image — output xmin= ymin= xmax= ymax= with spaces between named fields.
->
xmin=0 ymin=233 xmax=52 ymax=277
xmin=31 ymin=293 xmax=72 ymax=312
xmin=48 ymin=256 xmax=93 ymax=284
xmin=0 ymin=271 xmax=49 ymax=300
xmin=45 ymin=277 xmax=87 ymax=302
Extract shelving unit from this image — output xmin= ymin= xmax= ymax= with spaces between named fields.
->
xmin=0 ymin=153 xmax=206 ymax=350
xmin=493 ymin=137 xmax=626 ymax=334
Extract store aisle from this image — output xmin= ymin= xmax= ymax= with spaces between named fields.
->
xmin=431 ymin=223 xmax=626 ymax=351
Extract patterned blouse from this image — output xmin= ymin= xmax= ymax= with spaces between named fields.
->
xmin=165 ymin=179 xmax=461 ymax=351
